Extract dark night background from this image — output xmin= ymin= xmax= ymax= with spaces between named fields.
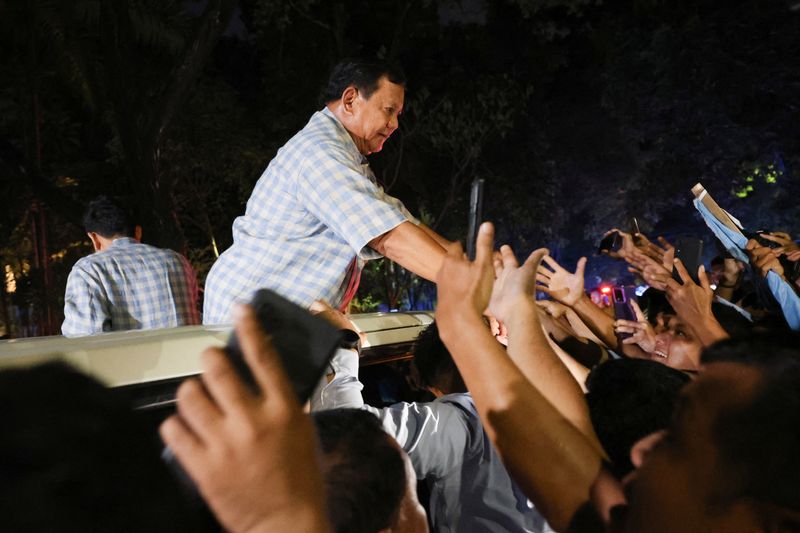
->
xmin=1 ymin=0 xmax=798 ymax=337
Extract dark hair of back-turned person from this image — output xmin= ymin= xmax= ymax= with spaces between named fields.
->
xmin=82 ymin=195 xmax=133 ymax=238
xmin=312 ymin=408 xmax=407 ymax=533
xmin=321 ymin=57 xmax=406 ymax=104
xmin=702 ymin=333 xmax=800 ymax=520
xmin=413 ymin=321 xmax=467 ymax=395
xmin=585 ymin=358 xmax=691 ymax=478
xmin=0 ymin=362 xmax=201 ymax=533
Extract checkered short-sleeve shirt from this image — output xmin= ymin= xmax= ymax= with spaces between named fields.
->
xmin=61 ymin=238 xmax=200 ymax=337
xmin=202 ymin=108 xmax=415 ymax=324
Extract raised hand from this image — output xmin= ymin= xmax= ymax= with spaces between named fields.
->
xmin=613 ymin=300 xmax=656 ymax=353
xmin=746 ymin=239 xmax=786 ymax=280
xmin=537 ymin=256 xmax=587 ymax=307
xmin=625 ymin=248 xmax=673 ymax=291
xmin=435 ymin=222 xmax=497 ymax=322
xmin=662 ymin=258 xmax=727 ymax=346
xmin=488 ymin=245 xmax=549 ymax=323
xmin=758 ymin=231 xmax=798 ymax=253
xmin=160 ymin=305 xmax=329 ymax=533
xmin=633 ymin=233 xmax=675 ymax=270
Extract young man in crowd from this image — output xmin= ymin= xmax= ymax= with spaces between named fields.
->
xmin=315 ymin=317 xmax=555 ymax=532
xmin=312 ymin=408 xmax=429 ymax=533
xmin=62 ymin=196 xmax=199 ymax=337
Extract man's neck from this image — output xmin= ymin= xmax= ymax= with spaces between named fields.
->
xmin=325 ymin=103 xmax=369 ymax=156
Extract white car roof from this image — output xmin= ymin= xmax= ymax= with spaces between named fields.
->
xmin=0 ymin=312 xmax=434 ymax=387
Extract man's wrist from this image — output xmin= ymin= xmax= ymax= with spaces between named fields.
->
xmin=505 ymin=298 xmax=538 ymax=330
xmin=437 ymin=309 xmax=488 ymax=345
xmin=572 ymin=294 xmax=592 ymax=312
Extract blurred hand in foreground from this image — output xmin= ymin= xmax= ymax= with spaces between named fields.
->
xmin=160 ymin=305 xmax=329 ymax=533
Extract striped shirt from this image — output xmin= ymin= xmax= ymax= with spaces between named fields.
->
xmin=203 ymin=107 xmax=415 ymax=324
xmin=62 ymin=238 xmax=199 ymax=337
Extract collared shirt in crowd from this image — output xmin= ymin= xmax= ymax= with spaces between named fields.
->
xmin=202 ymin=107 xmax=415 ymax=324
xmin=62 ymin=237 xmax=199 ymax=337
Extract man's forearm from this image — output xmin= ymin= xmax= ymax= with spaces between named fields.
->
xmin=505 ymin=300 xmax=604 ymax=454
xmin=419 ymin=223 xmax=453 ymax=249
xmin=572 ymin=295 xmax=617 ymax=349
xmin=437 ymin=311 xmax=603 ymax=531
xmin=369 ymin=221 xmax=447 ymax=282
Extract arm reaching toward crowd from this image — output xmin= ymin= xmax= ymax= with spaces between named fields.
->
xmin=436 ymin=223 xmax=613 ymax=531
xmin=665 ymin=259 xmax=729 ymax=347
xmin=489 ymin=245 xmax=603 ymax=452
xmin=537 ymin=255 xmax=618 ymax=349
xmin=160 ymin=305 xmax=330 ymax=533
xmin=369 ymin=221 xmax=448 ymax=282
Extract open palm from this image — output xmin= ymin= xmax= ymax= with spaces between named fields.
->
xmin=537 ymin=256 xmax=587 ymax=307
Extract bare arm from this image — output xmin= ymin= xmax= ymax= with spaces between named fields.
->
xmin=536 ymin=256 xmax=618 ymax=349
xmin=436 ymin=225 xmax=611 ymax=531
xmin=419 ymin=223 xmax=453 ymax=249
xmin=489 ymin=245 xmax=604 ymax=453
xmin=570 ymin=295 xmax=618 ymax=349
xmin=368 ymin=221 xmax=448 ymax=282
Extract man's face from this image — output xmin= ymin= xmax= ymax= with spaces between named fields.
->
xmin=349 ymin=76 xmax=404 ymax=155
xmin=651 ymin=314 xmax=703 ymax=371
xmin=620 ymin=363 xmax=762 ymax=533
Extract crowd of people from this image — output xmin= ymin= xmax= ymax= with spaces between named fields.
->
xmin=4 ymin=57 xmax=800 ymax=532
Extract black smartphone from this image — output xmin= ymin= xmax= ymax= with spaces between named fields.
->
xmin=612 ymin=286 xmax=637 ymax=340
xmin=672 ymin=237 xmax=704 ymax=285
xmin=598 ymin=231 xmax=622 ymax=254
xmin=466 ymin=178 xmax=485 ymax=261
xmin=225 ymin=289 xmax=343 ymax=402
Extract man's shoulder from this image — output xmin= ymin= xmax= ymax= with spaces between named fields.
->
xmin=436 ymin=392 xmax=477 ymax=413
xmin=139 ymin=244 xmax=192 ymax=268
xmin=287 ymin=110 xmax=357 ymax=162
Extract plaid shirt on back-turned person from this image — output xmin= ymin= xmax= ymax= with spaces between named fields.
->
xmin=202 ymin=107 xmax=416 ymax=325
xmin=61 ymin=238 xmax=200 ymax=337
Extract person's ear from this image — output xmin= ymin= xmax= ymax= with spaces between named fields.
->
xmin=87 ymin=232 xmax=102 ymax=252
xmin=341 ymin=85 xmax=359 ymax=114
xmin=629 ymin=430 xmax=666 ymax=469
xmin=134 ymin=225 xmax=142 ymax=243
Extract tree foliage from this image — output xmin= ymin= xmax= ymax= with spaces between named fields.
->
xmin=1 ymin=0 xmax=798 ymax=332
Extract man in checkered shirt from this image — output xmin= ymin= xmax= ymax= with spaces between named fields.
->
xmin=62 ymin=197 xmax=200 ymax=337
xmin=203 ymin=58 xmax=451 ymax=324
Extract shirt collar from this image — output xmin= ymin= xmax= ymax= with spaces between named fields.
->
xmin=109 ymin=237 xmax=139 ymax=248
xmin=320 ymin=107 xmax=367 ymax=164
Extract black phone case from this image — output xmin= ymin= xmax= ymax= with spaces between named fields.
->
xmin=612 ymin=286 xmax=637 ymax=340
xmin=672 ymin=237 xmax=704 ymax=285
xmin=598 ymin=232 xmax=623 ymax=254
xmin=225 ymin=289 xmax=343 ymax=402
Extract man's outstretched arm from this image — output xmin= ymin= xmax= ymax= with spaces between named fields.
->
xmin=369 ymin=221 xmax=449 ymax=282
xmin=436 ymin=223 xmax=616 ymax=531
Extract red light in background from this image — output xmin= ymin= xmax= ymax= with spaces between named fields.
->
xmin=600 ymin=286 xmax=611 ymax=294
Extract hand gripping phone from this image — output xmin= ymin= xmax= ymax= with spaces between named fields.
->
xmin=672 ymin=237 xmax=704 ymax=285
xmin=225 ymin=289 xmax=343 ymax=402
xmin=612 ymin=286 xmax=637 ymax=341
